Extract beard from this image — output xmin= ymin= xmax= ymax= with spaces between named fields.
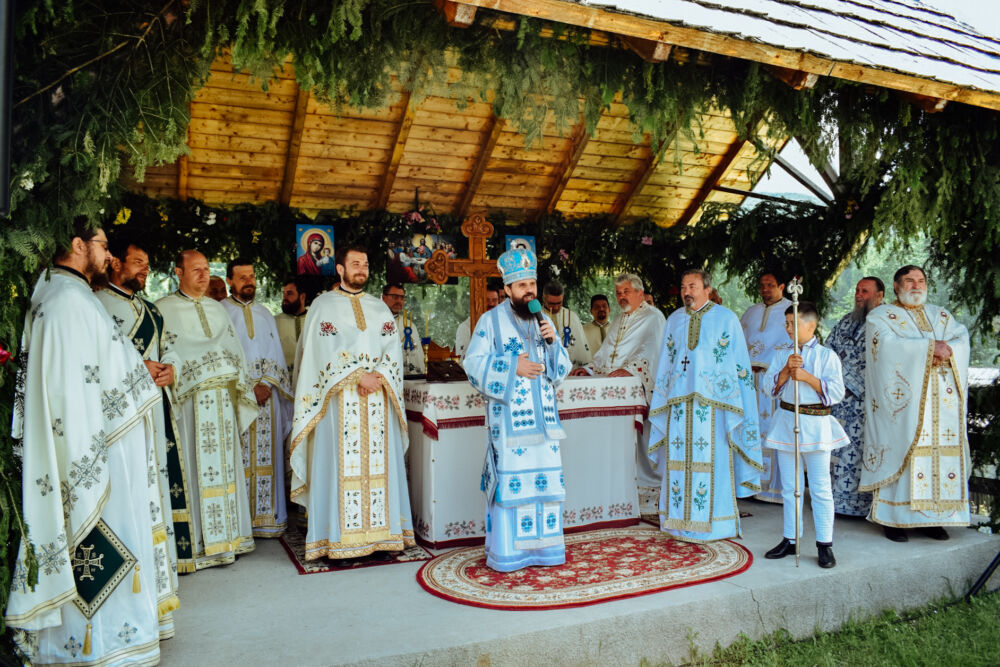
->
xmin=90 ymin=268 xmax=109 ymax=289
xmin=510 ymin=295 xmax=534 ymax=320
xmin=85 ymin=254 xmax=108 ymax=284
xmin=898 ymin=289 xmax=927 ymax=307
xmin=682 ymin=295 xmax=694 ymax=308
xmin=619 ymin=299 xmax=633 ymax=313
xmin=281 ymin=301 xmax=300 ymax=315
xmin=342 ymin=271 xmax=368 ymax=291
xmin=237 ymin=284 xmax=256 ymax=302
xmin=122 ymin=275 xmax=144 ymax=293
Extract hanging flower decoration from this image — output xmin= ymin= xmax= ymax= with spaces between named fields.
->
xmin=641 ymin=236 xmax=653 ymax=246
xmin=0 ymin=341 xmax=12 ymax=365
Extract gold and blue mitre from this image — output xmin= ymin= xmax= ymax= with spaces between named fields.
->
xmin=497 ymin=248 xmax=537 ymax=284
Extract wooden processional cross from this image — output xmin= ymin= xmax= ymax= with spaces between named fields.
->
xmin=425 ymin=214 xmax=502 ymax=335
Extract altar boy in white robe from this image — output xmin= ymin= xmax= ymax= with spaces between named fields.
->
xmin=463 ymin=248 xmax=571 ymax=572
xmin=289 ymin=246 xmax=415 ymax=561
xmin=6 ymin=221 xmax=168 ymax=665
xmin=221 ymin=258 xmax=294 ymax=537
xmin=762 ymin=302 xmax=848 ymax=568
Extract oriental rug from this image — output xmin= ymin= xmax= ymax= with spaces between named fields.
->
xmin=278 ymin=525 xmax=432 ymax=575
xmin=416 ymin=525 xmax=752 ymax=610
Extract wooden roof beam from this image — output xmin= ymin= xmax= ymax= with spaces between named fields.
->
xmin=457 ymin=116 xmax=506 ymax=217
xmin=612 ymin=138 xmax=670 ymax=224
xmin=434 ymin=0 xmax=478 ymax=27
xmin=765 ymin=65 xmax=819 ymax=90
xmin=713 ymin=184 xmax=823 ymax=208
xmin=676 ymin=135 xmax=750 ymax=226
xmin=623 ymin=36 xmax=672 ymax=62
xmin=770 ymin=151 xmax=834 ymax=205
xmin=898 ymin=91 xmax=949 ymax=113
xmin=451 ymin=0 xmax=1000 ymax=112
xmin=543 ymin=120 xmax=591 ymax=215
xmin=376 ymin=90 xmax=418 ymax=209
xmin=279 ymin=87 xmax=310 ymax=206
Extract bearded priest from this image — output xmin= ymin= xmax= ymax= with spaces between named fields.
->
xmin=289 ymin=246 xmax=415 ymax=561
xmin=463 ymin=248 xmax=571 ymax=572
xmin=861 ymin=265 xmax=971 ymax=542
xmin=156 ymin=250 xmax=259 ymax=570
xmin=649 ymin=269 xmax=762 ymax=542
xmin=221 ymin=258 xmax=294 ymax=537
xmin=6 ymin=220 xmax=167 ymax=665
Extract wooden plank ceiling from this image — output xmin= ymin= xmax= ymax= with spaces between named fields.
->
xmin=126 ymin=55 xmax=780 ymax=226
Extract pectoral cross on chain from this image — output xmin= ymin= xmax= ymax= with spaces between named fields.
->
xmin=680 ymin=356 xmax=691 ymax=373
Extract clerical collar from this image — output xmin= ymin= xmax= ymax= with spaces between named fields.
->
xmin=894 ymin=300 xmax=925 ymax=311
xmin=108 ymin=282 xmax=135 ymax=300
xmin=52 ymin=264 xmax=90 ymax=286
xmin=228 ymin=295 xmax=254 ymax=307
xmin=177 ymin=289 xmax=202 ymax=302
xmin=685 ymin=300 xmax=712 ymax=315
xmin=337 ymin=285 xmax=363 ymax=296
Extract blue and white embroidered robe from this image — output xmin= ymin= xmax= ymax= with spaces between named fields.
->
xmin=463 ymin=301 xmax=571 ymax=572
xmin=649 ymin=302 xmax=762 ymax=542
xmin=826 ymin=314 xmax=874 ymax=515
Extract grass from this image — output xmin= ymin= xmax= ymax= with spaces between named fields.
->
xmin=671 ymin=590 xmax=1000 ymax=666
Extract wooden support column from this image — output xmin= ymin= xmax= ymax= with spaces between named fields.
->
xmin=177 ymin=112 xmax=190 ymax=200
xmin=377 ymin=90 xmax=418 ymax=209
xmin=676 ymin=136 xmax=749 ymax=226
xmin=543 ymin=120 xmax=590 ymax=214
xmin=279 ymin=87 xmax=310 ymax=206
xmin=456 ymin=116 xmax=506 ymax=217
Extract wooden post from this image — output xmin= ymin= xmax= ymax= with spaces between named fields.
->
xmin=425 ymin=214 xmax=502 ymax=335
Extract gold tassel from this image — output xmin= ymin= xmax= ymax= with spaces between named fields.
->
xmin=83 ymin=623 xmax=92 ymax=656
xmin=132 ymin=564 xmax=141 ymax=593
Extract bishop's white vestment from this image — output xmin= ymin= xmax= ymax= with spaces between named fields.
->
xmin=649 ymin=302 xmax=762 ymax=542
xmin=7 ymin=268 xmax=172 ymax=666
xmin=543 ymin=306 xmax=591 ymax=368
xmin=289 ymin=290 xmax=415 ymax=559
xmin=463 ymin=301 xmax=571 ymax=571
xmin=740 ymin=298 xmax=792 ymax=502
xmin=861 ymin=302 xmax=971 ymax=528
xmin=156 ymin=292 xmax=259 ymax=570
xmin=221 ymin=296 xmax=294 ymax=537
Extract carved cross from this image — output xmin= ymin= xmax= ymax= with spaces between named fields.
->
xmin=72 ymin=544 xmax=104 ymax=581
xmin=680 ymin=356 xmax=690 ymax=372
xmin=425 ymin=214 xmax=502 ymax=336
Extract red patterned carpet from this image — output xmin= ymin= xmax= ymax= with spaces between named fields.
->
xmin=417 ymin=525 xmax=752 ymax=610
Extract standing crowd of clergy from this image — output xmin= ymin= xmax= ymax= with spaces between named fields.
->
xmin=5 ymin=218 xmax=972 ymax=665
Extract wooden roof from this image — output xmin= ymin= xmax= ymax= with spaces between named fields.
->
xmin=125 ymin=54 xmax=780 ymax=226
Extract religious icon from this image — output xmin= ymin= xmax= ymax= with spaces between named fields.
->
xmin=295 ymin=224 xmax=336 ymax=277
xmin=387 ymin=233 xmax=457 ymax=284
xmin=505 ymin=235 xmax=536 ymax=253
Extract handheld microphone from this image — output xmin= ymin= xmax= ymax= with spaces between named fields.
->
xmin=527 ymin=299 xmax=554 ymax=344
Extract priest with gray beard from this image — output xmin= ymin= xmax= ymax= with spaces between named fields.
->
xmin=826 ymin=277 xmax=883 ymax=516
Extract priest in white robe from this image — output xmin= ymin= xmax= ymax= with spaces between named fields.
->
xmin=454 ymin=285 xmax=500 ymax=359
xmin=289 ymin=247 xmax=415 ymax=561
xmin=96 ymin=235 xmax=185 ymax=631
xmin=649 ymin=269 xmax=762 ymax=542
xmin=382 ymin=282 xmax=425 ymax=375
xmin=740 ymin=271 xmax=792 ymax=503
xmin=463 ymin=248 xmax=571 ymax=571
xmin=582 ymin=294 xmax=612 ymax=356
xmin=156 ymin=250 xmax=259 ymax=570
xmin=542 ymin=280 xmax=591 ymax=368
xmin=861 ymin=265 xmax=971 ymax=541
xmin=275 ymin=275 xmax=310 ymax=371
xmin=571 ymin=274 xmax=666 ymax=508
xmin=222 ymin=258 xmax=294 ymax=537
xmin=7 ymin=222 xmax=170 ymax=666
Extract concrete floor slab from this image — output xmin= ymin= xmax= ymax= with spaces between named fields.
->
xmin=159 ymin=502 xmax=1000 ymax=666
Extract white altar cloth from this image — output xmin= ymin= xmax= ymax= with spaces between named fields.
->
xmin=404 ymin=376 xmax=646 ymax=547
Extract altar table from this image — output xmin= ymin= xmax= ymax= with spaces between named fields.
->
xmin=404 ymin=376 xmax=648 ymax=548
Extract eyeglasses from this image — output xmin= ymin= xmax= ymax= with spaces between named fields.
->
xmin=89 ymin=239 xmax=108 ymax=249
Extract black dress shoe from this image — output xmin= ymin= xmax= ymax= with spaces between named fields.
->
xmin=817 ymin=543 xmax=836 ymax=568
xmin=918 ymin=526 xmax=950 ymax=541
xmin=884 ymin=526 xmax=908 ymax=542
xmin=765 ymin=538 xmax=796 ymax=559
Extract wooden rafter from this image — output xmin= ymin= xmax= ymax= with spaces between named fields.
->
xmin=279 ymin=87 xmax=310 ymax=206
xmin=457 ymin=116 xmax=506 ymax=217
xmin=712 ymin=184 xmax=823 ymax=208
xmin=451 ymin=0 xmax=1000 ymax=112
xmin=623 ymin=36 xmax=672 ymax=62
xmin=794 ymin=134 xmax=842 ymax=196
xmin=434 ymin=0 xmax=478 ymax=27
xmin=898 ymin=91 xmax=949 ymax=113
xmin=543 ymin=120 xmax=590 ymax=214
xmin=676 ymin=135 xmax=750 ymax=226
xmin=612 ymin=139 xmax=669 ymax=224
xmin=765 ymin=65 xmax=819 ymax=90
xmin=376 ymin=90 xmax=418 ymax=209
xmin=771 ymin=151 xmax=834 ymax=205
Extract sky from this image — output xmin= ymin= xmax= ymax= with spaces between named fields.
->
xmin=753 ymin=0 xmax=1000 ymax=200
